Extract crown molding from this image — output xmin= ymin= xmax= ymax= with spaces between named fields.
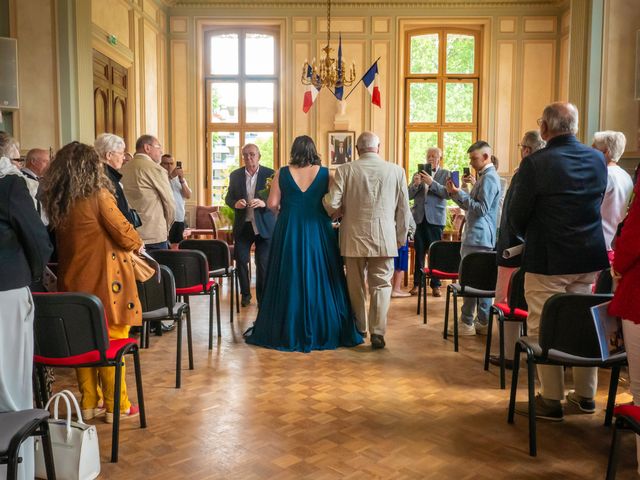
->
xmin=168 ymin=0 xmax=564 ymax=8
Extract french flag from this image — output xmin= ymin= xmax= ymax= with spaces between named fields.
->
xmin=302 ymin=65 xmax=321 ymax=113
xmin=362 ymin=61 xmax=381 ymax=108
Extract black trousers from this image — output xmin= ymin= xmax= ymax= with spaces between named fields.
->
xmin=413 ymin=220 xmax=444 ymax=288
xmin=234 ymin=222 xmax=271 ymax=304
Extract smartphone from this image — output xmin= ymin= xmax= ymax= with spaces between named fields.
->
xmin=418 ymin=163 xmax=426 ymax=173
xmin=463 ymin=167 xmax=470 ymax=177
xmin=450 ymin=171 xmax=460 ymax=188
xmin=425 ymin=163 xmax=433 ymax=176
xmin=176 ymin=161 xmax=182 ymax=169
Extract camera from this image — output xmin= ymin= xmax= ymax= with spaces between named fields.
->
xmin=176 ymin=161 xmax=182 ymax=169
xmin=463 ymin=167 xmax=470 ymax=177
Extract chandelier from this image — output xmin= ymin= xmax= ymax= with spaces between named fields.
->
xmin=300 ymin=0 xmax=356 ymax=91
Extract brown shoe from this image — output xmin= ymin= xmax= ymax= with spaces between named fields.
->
xmin=371 ymin=334 xmax=386 ymax=349
xmin=431 ymin=287 xmax=442 ymax=297
xmin=409 ymin=287 xmax=419 ymax=296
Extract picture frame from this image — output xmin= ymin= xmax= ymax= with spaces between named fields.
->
xmin=328 ymin=131 xmax=355 ymax=168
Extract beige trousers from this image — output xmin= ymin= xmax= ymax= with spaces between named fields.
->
xmin=524 ymin=271 xmax=598 ymax=401
xmin=344 ymin=257 xmax=394 ymax=336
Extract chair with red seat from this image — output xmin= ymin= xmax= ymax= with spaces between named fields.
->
xmin=417 ymin=240 xmax=461 ymax=325
xmin=32 ymin=292 xmax=146 ymax=463
xmin=484 ymin=267 xmax=528 ymax=389
xmin=148 ymin=249 xmax=220 ymax=349
xmin=606 ymin=404 xmax=640 ymax=479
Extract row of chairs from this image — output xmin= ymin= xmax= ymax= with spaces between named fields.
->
xmin=416 ymin=241 xmax=629 ymax=465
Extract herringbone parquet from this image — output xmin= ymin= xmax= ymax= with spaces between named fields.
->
xmin=48 ymin=281 xmax=639 ymax=479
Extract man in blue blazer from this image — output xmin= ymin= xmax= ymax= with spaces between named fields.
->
xmin=447 ymin=141 xmax=501 ymax=335
xmin=408 ymin=147 xmax=449 ymax=297
xmin=509 ymin=102 xmax=609 ymax=421
xmin=225 ymin=144 xmax=276 ymax=307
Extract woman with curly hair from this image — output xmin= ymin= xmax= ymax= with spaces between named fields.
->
xmin=41 ymin=141 xmax=143 ymax=423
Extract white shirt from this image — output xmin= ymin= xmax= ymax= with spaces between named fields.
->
xmin=601 ymin=164 xmax=633 ymax=250
xmin=169 ymin=176 xmax=187 ymax=222
xmin=245 ymin=166 xmax=259 ymax=234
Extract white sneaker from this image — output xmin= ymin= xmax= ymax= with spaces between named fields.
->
xmin=475 ymin=322 xmax=489 ymax=335
xmin=447 ymin=322 xmax=476 ymax=336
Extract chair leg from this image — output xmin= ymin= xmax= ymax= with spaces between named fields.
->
xmin=605 ymin=418 xmax=623 ymax=480
xmin=40 ymin=420 xmax=57 ymax=480
xmin=443 ymin=285 xmax=451 ymax=339
xmin=484 ymin=308 xmax=493 ymax=371
xmin=6 ymin=447 xmax=19 ymax=480
xmin=416 ymin=273 xmax=422 ymax=315
xmin=508 ymin=343 xmax=522 ymax=424
xmin=111 ymin=363 xmax=123 ymax=463
xmin=235 ymin=272 xmax=240 ymax=313
xmin=605 ymin=365 xmax=621 ymax=427
xmin=229 ymin=272 xmax=234 ymax=324
xmin=133 ymin=349 xmax=147 ymax=429
xmin=176 ymin=315 xmax=183 ymax=389
xmin=215 ymin=285 xmax=221 ymax=338
xmin=423 ymin=276 xmax=429 ymax=325
xmin=499 ymin=319 xmax=506 ymax=390
xmin=526 ymin=352 xmax=537 ymax=457
xmin=186 ymin=307 xmax=194 ymax=370
xmin=453 ymin=293 xmax=459 ymax=352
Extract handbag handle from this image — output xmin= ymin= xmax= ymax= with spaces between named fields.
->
xmin=45 ymin=390 xmax=86 ymax=441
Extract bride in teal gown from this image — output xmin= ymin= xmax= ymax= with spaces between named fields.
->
xmin=245 ymin=136 xmax=363 ymax=352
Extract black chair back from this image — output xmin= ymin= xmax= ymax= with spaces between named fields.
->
xmin=33 ymin=292 xmax=110 ymax=360
xmin=539 ymin=293 xmax=614 ymax=357
xmin=148 ymin=249 xmax=209 ymax=289
xmin=137 ymin=265 xmax=177 ymax=313
xmin=507 ymin=268 xmax=528 ymax=311
xmin=178 ymin=239 xmax=231 ymax=272
xmin=595 ymin=268 xmax=613 ymax=294
xmin=459 ymin=251 xmax=498 ymax=290
xmin=428 ymin=240 xmax=462 ymax=274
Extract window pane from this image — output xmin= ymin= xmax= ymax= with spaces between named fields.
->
xmin=446 ymin=34 xmax=475 ymax=74
xmin=210 ymin=83 xmax=239 ymax=123
xmin=210 ymin=34 xmax=238 ymax=75
xmin=245 ymin=33 xmax=275 ymax=75
xmin=245 ymin=82 xmax=274 ymax=123
xmin=410 ymin=33 xmax=439 ymax=74
xmin=445 ymin=82 xmax=474 ymax=123
xmin=409 ymin=82 xmax=438 ymax=123
xmin=210 ymin=132 xmax=240 ymax=205
xmin=246 ymin=131 xmax=274 ymax=169
xmin=443 ymin=131 xmax=473 ymax=173
xmin=407 ymin=131 xmax=438 ymax=177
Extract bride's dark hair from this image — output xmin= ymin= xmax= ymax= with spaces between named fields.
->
xmin=290 ymin=135 xmax=321 ymax=167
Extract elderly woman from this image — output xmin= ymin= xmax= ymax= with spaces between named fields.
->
xmin=95 ymin=133 xmax=138 ymax=226
xmin=0 ymin=132 xmax=53 ymax=480
xmin=41 ymin=142 xmax=143 ymax=423
xmin=592 ymin=130 xmax=634 ymax=263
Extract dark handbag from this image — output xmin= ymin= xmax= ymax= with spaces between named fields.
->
xmin=130 ymin=209 xmax=143 ymax=228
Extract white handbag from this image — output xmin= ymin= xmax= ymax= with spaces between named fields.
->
xmin=34 ymin=390 xmax=101 ymax=480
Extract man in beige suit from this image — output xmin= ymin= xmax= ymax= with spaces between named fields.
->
xmin=121 ymin=134 xmax=176 ymax=250
xmin=323 ymin=131 xmax=412 ymax=349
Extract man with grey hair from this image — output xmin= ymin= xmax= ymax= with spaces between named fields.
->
xmin=510 ymin=102 xmax=609 ymax=420
xmin=324 ymin=131 xmax=412 ymax=349
xmin=21 ymin=148 xmax=50 ymax=223
xmin=592 ymin=130 xmax=633 ymax=262
xmin=409 ymin=147 xmax=449 ymax=297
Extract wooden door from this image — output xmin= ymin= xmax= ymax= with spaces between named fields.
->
xmin=92 ymin=50 xmax=129 ymax=148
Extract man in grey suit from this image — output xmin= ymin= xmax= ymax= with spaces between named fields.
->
xmin=324 ymin=132 xmax=412 ymax=349
xmin=408 ymin=147 xmax=449 ymax=297
xmin=446 ymin=140 xmax=501 ymax=336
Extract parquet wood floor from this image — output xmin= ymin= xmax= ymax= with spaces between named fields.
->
xmin=49 ymin=282 xmax=639 ymax=479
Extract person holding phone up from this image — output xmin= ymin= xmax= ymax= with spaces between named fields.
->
xmin=445 ymin=141 xmax=501 ymax=336
xmin=161 ymin=153 xmax=192 ymax=245
xmin=408 ymin=147 xmax=450 ymax=297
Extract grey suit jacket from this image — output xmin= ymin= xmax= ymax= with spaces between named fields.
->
xmin=323 ymin=153 xmax=412 ymax=257
xmin=408 ymin=168 xmax=449 ymax=226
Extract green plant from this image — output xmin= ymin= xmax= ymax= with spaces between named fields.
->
xmin=219 ymin=204 xmax=235 ymax=225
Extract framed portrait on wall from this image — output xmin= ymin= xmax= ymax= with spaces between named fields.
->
xmin=328 ymin=131 xmax=355 ymax=167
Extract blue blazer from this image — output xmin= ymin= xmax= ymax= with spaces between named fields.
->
xmin=452 ymin=164 xmax=501 ymax=248
xmin=408 ymin=168 xmax=449 ymax=226
xmin=225 ymin=166 xmax=276 ymax=239
xmin=508 ymin=134 xmax=609 ymax=275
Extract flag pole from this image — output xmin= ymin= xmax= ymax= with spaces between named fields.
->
xmin=344 ymin=57 xmax=381 ymax=101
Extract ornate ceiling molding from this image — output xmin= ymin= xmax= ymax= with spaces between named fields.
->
xmin=168 ymin=0 xmax=564 ymax=8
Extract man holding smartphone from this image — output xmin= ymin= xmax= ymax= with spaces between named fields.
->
xmin=161 ymin=154 xmax=192 ymax=246
xmin=409 ymin=147 xmax=449 ymax=297
xmin=446 ymin=141 xmax=501 ymax=335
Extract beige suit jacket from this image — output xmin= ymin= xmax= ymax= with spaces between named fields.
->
xmin=323 ymin=152 xmax=412 ymax=257
xmin=120 ymin=153 xmax=175 ymax=244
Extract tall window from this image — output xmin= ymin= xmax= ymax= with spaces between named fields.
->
xmin=404 ymin=29 xmax=480 ymax=176
xmin=205 ymin=28 xmax=279 ymax=205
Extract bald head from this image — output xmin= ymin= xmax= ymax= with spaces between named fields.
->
xmin=540 ymin=102 xmax=579 ymax=141
xmin=25 ymin=148 xmax=50 ymax=177
xmin=356 ymin=131 xmax=380 ymax=155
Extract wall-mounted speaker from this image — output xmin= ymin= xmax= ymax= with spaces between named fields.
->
xmin=0 ymin=37 xmax=19 ymax=110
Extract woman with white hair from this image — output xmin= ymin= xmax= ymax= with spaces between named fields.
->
xmin=95 ymin=133 xmax=138 ymax=226
xmin=592 ymin=130 xmax=634 ymax=262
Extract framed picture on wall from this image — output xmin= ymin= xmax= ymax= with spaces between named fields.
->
xmin=328 ymin=131 xmax=356 ymax=167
